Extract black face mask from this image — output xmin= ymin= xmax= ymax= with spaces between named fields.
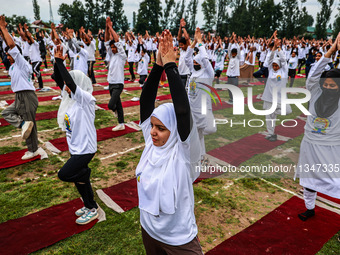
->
xmin=315 ymin=86 xmax=340 ymax=118
xmin=194 ymin=64 xmax=201 ymax=71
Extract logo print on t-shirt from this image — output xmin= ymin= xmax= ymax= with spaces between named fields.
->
xmin=64 ymin=113 xmax=72 ymax=132
xmin=276 ymin=75 xmax=281 ymax=81
xmin=76 ymin=55 xmax=80 ymax=60
xmin=312 ymin=117 xmax=331 ymax=135
xmin=136 ymin=172 xmax=141 ymax=183
xmin=189 ymin=79 xmax=197 ymax=97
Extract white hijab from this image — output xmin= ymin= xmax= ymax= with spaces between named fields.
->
xmin=57 ymin=70 xmax=93 ymax=131
xmin=136 ymin=103 xmax=180 ymax=216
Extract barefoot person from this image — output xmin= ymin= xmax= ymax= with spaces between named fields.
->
xmin=0 ymin=16 xmax=40 ymax=160
xmin=136 ymin=30 xmax=203 ymax=254
xmin=296 ymin=33 xmax=340 ymax=221
xmin=53 ymin=45 xmax=98 ymax=225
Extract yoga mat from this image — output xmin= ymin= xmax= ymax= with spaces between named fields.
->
xmin=0 ymin=111 xmax=58 ymax=127
xmin=206 ymin=196 xmax=340 ymax=255
xmin=100 ymin=179 xmax=138 ymax=212
xmin=207 ymin=133 xmax=286 ymax=167
xmin=0 ymin=82 xmax=11 ymax=86
xmin=0 ymin=149 xmax=41 ymax=169
xmin=0 ymin=75 xmax=9 ymax=79
xmin=0 ymin=198 xmax=98 ymax=255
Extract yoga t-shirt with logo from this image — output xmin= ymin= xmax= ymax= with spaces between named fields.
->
xmin=74 ymin=48 xmax=89 ymax=75
xmin=65 ymin=87 xmax=97 ymax=155
xmin=304 ymin=56 xmax=340 ymax=146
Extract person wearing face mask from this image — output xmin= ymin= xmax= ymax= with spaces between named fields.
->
xmin=261 ymin=38 xmax=290 ymax=142
xmin=185 ymin=27 xmax=216 ymax=160
xmin=136 ymin=30 xmax=203 ymax=254
xmin=226 ymin=32 xmax=240 ymax=105
xmin=53 ymin=44 xmax=98 ymax=225
xmin=296 ymin=33 xmax=340 ymax=222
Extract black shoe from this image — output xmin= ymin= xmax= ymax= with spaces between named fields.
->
xmin=267 ymin=134 xmax=277 ymax=142
xmin=298 ymin=209 xmax=315 ymax=221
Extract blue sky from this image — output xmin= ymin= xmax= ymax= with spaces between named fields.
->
xmin=2 ymin=0 xmax=339 ymax=30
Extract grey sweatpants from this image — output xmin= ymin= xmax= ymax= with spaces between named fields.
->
xmin=2 ymin=90 xmax=39 ymax=152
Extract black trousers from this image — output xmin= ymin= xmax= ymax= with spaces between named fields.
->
xmin=298 ymin=58 xmax=306 ymax=73
xmin=108 ymin=83 xmax=125 ymax=124
xmin=128 ymin=62 xmax=136 ymax=80
xmin=288 ymin=69 xmax=296 ymax=87
xmin=58 ymin=153 xmax=98 ymax=210
xmin=32 ymin=61 xmax=43 ymax=89
xmin=87 ymin=61 xmax=97 ymax=84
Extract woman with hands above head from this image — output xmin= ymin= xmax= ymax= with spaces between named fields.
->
xmin=52 ymin=44 xmax=99 ymax=225
xmin=185 ymin=27 xmax=217 ymax=161
xmin=136 ymin=30 xmax=203 ymax=254
xmin=296 ymin=33 xmax=340 ymax=222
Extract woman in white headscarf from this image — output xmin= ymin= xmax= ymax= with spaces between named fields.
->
xmin=296 ymin=33 xmax=340 ymax=221
xmin=261 ymin=38 xmax=291 ymax=142
xmin=52 ymin=45 xmax=98 ymax=225
xmin=185 ymin=27 xmax=216 ymax=159
xmin=136 ymin=30 xmax=203 ymax=254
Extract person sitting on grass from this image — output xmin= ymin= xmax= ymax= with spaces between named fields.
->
xmin=136 ymin=29 xmax=203 ymax=255
xmin=53 ymin=44 xmax=98 ymax=225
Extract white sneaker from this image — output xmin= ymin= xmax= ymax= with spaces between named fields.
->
xmin=131 ymin=97 xmax=140 ymax=102
xmin=104 ymin=86 xmax=109 ymax=90
xmin=3 ymin=70 xmax=8 ymax=73
xmin=52 ymin=95 xmax=62 ymax=100
xmin=21 ymin=121 xmax=34 ymax=139
xmin=43 ymin=69 xmax=49 ymax=72
xmin=21 ymin=150 xmax=39 ymax=160
xmin=112 ymin=124 xmax=125 ymax=131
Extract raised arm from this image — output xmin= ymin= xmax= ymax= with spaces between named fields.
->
xmin=53 ymin=45 xmax=76 ymax=93
xmin=0 ymin=16 xmax=15 ymax=49
xmin=161 ymin=30 xmax=191 ymax=141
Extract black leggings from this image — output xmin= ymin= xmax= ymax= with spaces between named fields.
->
xmin=139 ymin=75 xmax=147 ymax=85
xmin=128 ymin=62 xmax=135 ymax=80
xmin=87 ymin=61 xmax=97 ymax=84
xmin=108 ymin=83 xmax=125 ymax=124
xmin=32 ymin=61 xmax=43 ymax=89
xmin=58 ymin=153 xmax=98 ymax=209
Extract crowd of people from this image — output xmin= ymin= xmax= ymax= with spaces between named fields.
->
xmin=1 ymin=14 xmax=340 ymax=254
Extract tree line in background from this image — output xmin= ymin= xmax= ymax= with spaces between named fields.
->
xmin=1 ymin=0 xmax=339 ymax=38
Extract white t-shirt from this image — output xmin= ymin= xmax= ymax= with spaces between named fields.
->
xmin=127 ymin=41 xmax=137 ymax=62
xmin=29 ymin=41 xmax=41 ymax=63
xmin=288 ymin=56 xmax=298 ymax=70
xmin=22 ymin=41 xmax=30 ymax=58
xmin=105 ymin=41 xmax=127 ymax=84
xmin=85 ymin=40 xmax=96 ymax=61
xmin=65 ymin=87 xmax=97 ymax=155
xmin=8 ymin=47 xmax=35 ymax=93
xmin=137 ymin=53 xmax=150 ymax=75
xmin=138 ymin=117 xmax=201 ymax=246
xmin=178 ymin=49 xmax=190 ymax=75
xmin=74 ymin=48 xmax=89 ymax=75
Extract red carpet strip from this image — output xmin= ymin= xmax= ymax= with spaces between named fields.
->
xmin=0 ymin=198 xmax=98 ymax=255
xmin=205 ymin=196 xmax=340 ymax=255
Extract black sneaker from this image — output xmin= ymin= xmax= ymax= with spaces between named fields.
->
xmin=298 ymin=209 xmax=315 ymax=221
xmin=267 ymin=134 xmax=277 ymax=142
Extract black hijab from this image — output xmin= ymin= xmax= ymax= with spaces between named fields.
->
xmin=315 ymin=69 xmax=340 ymax=118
